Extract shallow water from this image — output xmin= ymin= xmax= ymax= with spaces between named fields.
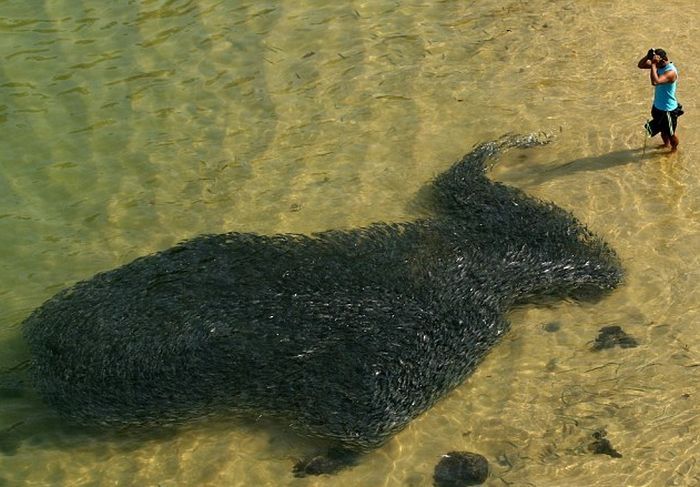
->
xmin=1 ymin=1 xmax=699 ymax=485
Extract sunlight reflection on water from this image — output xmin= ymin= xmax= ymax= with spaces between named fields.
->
xmin=1 ymin=0 xmax=699 ymax=485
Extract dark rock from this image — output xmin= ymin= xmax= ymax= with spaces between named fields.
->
xmin=293 ymin=448 xmax=358 ymax=477
xmin=434 ymin=451 xmax=489 ymax=487
xmin=588 ymin=429 xmax=622 ymax=458
xmin=543 ymin=321 xmax=561 ymax=333
xmin=592 ymin=325 xmax=638 ymax=351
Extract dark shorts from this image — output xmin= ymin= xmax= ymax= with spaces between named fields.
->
xmin=645 ymin=105 xmax=680 ymax=137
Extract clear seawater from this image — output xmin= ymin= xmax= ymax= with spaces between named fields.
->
xmin=1 ymin=1 xmax=699 ymax=485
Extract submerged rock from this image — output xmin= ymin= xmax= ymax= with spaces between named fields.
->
xmin=434 ymin=451 xmax=489 ymax=487
xmin=591 ymin=325 xmax=638 ymax=351
xmin=543 ymin=321 xmax=561 ymax=333
xmin=588 ymin=429 xmax=622 ymax=458
xmin=292 ymin=448 xmax=359 ymax=477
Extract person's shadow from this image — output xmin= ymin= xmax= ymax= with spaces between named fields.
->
xmin=502 ymin=147 xmax=663 ymax=188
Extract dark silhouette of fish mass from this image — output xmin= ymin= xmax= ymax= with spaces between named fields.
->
xmin=23 ymin=134 xmax=623 ymax=450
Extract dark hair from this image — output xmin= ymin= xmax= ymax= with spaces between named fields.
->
xmin=654 ymin=48 xmax=668 ymax=60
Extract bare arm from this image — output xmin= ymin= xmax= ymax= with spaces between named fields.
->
xmin=649 ymin=57 xmax=677 ymax=85
xmin=638 ymin=56 xmax=652 ymax=69
xmin=638 ymin=49 xmax=655 ymax=69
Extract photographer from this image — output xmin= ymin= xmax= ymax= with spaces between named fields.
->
xmin=637 ymin=48 xmax=681 ymax=152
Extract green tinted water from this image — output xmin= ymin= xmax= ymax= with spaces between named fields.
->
xmin=1 ymin=1 xmax=699 ymax=485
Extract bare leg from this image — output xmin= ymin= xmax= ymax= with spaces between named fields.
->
xmin=660 ymin=133 xmax=671 ymax=148
xmin=669 ymin=134 xmax=679 ymax=152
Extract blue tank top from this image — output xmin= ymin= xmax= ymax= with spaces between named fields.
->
xmin=653 ymin=63 xmax=678 ymax=111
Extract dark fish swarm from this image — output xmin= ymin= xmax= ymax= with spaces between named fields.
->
xmin=23 ymin=134 xmax=623 ymax=450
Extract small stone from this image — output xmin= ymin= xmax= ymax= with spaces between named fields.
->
xmin=543 ymin=321 xmax=560 ymax=333
xmin=588 ymin=429 xmax=622 ymax=458
xmin=434 ymin=451 xmax=489 ymax=487
xmin=592 ymin=325 xmax=638 ymax=351
xmin=293 ymin=455 xmax=336 ymax=476
xmin=292 ymin=448 xmax=358 ymax=477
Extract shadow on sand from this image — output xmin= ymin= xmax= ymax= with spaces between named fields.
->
xmin=506 ymin=146 xmax=669 ymax=188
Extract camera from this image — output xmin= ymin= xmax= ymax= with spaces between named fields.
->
xmin=646 ymin=48 xmax=655 ymax=60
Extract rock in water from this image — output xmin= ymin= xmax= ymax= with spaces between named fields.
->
xmin=23 ymin=134 xmax=623 ymax=451
xmin=588 ymin=429 xmax=622 ymax=458
xmin=292 ymin=448 xmax=359 ymax=477
xmin=591 ymin=325 xmax=638 ymax=351
xmin=434 ymin=451 xmax=489 ymax=487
